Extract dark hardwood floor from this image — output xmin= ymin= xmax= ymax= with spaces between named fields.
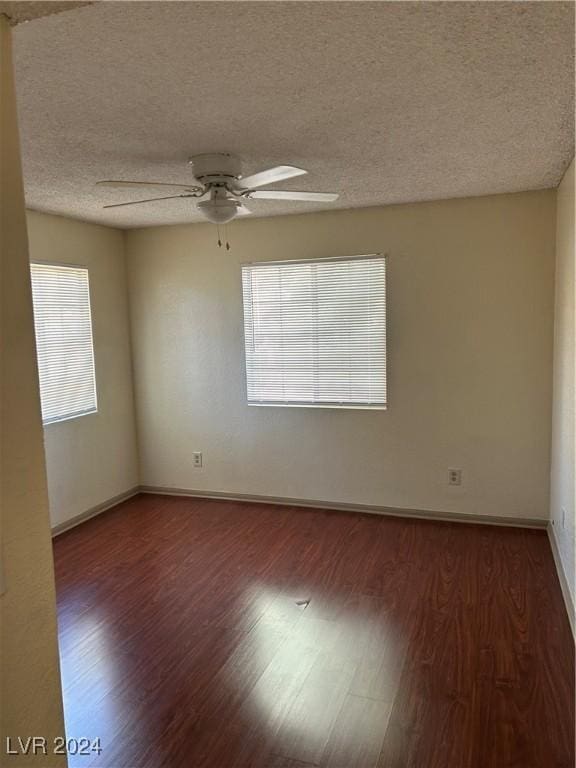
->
xmin=53 ymin=494 xmax=575 ymax=768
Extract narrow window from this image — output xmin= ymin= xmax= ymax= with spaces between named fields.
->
xmin=30 ymin=263 xmax=98 ymax=425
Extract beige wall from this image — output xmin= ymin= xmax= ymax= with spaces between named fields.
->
xmin=126 ymin=190 xmax=556 ymax=523
xmin=550 ymin=158 xmax=575 ymax=613
xmin=26 ymin=211 xmax=139 ymax=529
xmin=0 ymin=16 xmax=66 ymax=765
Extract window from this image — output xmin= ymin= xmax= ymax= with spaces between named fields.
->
xmin=30 ymin=263 xmax=97 ymax=425
xmin=241 ymin=254 xmax=386 ymax=408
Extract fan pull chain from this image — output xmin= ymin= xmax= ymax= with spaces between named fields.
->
xmin=216 ymin=223 xmax=222 ymax=248
xmin=225 ymin=224 xmax=230 ymax=251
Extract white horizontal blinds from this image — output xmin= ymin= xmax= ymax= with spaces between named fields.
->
xmin=242 ymin=255 xmax=386 ymax=407
xmin=30 ymin=263 xmax=97 ymax=424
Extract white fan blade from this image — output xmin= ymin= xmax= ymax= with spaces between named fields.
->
xmin=103 ymin=194 xmax=194 ymax=209
xmin=97 ymin=180 xmax=202 ymax=191
xmin=239 ymin=165 xmax=307 ymax=190
xmin=236 ymin=204 xmax=252 ymax=216
xmin=248 ymin=190 xmax=339 ymax=202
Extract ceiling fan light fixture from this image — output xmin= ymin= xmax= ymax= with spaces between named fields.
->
xmin=197 ymin=196 xmax=240 ymax=224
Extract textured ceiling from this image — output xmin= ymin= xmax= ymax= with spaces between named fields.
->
xmin=11 ymin=1 xmax=575 ymax=229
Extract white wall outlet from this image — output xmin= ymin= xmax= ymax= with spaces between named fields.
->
xmin=448 ymin=468 xmax=462 ymax=486
xmin=192 ymin=451 xmax=202 ymax=468
xmin=561 ymin=507 xmax=566 ymax=529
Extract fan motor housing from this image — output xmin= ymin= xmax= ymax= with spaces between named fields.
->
xmin=189 ymin=153 xmax=242 ymax=186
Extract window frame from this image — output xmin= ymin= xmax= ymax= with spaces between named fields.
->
xmin=241 ymin=253 xmax=387 ymax=411
xmin=30 ymin=260 xmax=99 ymax=426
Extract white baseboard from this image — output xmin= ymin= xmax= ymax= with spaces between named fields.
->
xmin=139 ymin=484 xmax=548 ymax=529
xmin=50 ymin=483 xmax=549 ymax=537
xmin=547 ymin=523 xmax=575 ymax=638
xmin=51 ymin=487 xmax=140 ymax=537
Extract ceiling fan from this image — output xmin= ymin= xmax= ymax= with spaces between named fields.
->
xmin=96 ymin=153 xmax=339 ymax=224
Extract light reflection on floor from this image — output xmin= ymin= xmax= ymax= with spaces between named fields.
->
xmin=234 ymin=587 xmax=401 ymax=765
xmin=59 ymin=582 xmax=405 ymax=766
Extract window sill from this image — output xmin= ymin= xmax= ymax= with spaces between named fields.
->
xmin=43 ymin=408 xmax=98 ymax=426
xmin=247 ymin=402 xmax=387 ymax=411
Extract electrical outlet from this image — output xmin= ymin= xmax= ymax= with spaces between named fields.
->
xmin=448 ymin=468 xmax=462 ymax=486
xmin=192 ymin=451 xmax=202 ymax=468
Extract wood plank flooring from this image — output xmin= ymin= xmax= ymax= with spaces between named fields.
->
xmin=53 ymin=494 xmax=575 ymax=768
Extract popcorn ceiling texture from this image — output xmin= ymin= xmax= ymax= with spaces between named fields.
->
xmin=11 ymin=1 xmax=575 ymax=229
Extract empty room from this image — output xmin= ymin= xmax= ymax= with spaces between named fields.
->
xmin=1 ymin=1 xmax=574 ymax=767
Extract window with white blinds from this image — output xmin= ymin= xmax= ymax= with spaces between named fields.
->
xmin=30 ymin=263 xmax=98 ymax=425
xmin=241 ymin=255 xmax=386 ymax=408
